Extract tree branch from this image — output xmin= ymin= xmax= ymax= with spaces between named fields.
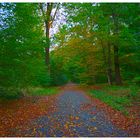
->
xmin=51 ymin=3 xmax=60 ymax=24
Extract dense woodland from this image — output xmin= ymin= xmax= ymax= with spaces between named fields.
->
xmin=0 ymin=3 xmax=140 ymax=98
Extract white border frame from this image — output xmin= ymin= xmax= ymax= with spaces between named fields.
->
xmin=0 ymin=0 xmax=140 ymax=2
xmin=0 ymin=0 xmax=139 ymax=139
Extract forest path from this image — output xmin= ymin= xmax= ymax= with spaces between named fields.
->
xmin=8 ymin=83 xmax=129 ymax=137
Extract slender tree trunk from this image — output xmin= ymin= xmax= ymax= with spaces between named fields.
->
xmin=107 ymin=42 xmax=113 ymax=85
xmin=45 ymin=20 xmax=50 ymax=67
xmin=39 ymin=3 xmax=59 ymax=82
xmin=39 ymin=3 xmax=53 ymax=74
xmin=45 ymin=3 xmax=53 ymax=68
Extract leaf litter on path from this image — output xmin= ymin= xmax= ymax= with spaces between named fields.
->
xmin=0 ymin=84 xmax=139 ymax=137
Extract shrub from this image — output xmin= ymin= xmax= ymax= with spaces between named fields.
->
xmin=0 ymin=87 xmax=23 ymax=99
xmin=133 ymin=76 xmax=140 ymax=85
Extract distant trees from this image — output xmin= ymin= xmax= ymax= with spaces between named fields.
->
xmin=52 ymin=3 xmax=140 ymax=85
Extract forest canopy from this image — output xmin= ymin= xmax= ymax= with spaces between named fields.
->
xmin=0 ymin=3 xmax=140 ymax=98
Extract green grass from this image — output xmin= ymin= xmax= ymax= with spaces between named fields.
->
xmin=0 ymin=86 xmax=60 ymax=101
xmin=28 ymin=87 xmax=59 ymax=96
xmin=89 ymin=85 xmax=140 ymax=115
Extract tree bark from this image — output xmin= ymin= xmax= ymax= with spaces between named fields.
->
xmin=39 ymin=3 xmax=53 ymax=73
xmin=45 ymin=3 xmax=53 ymax=67
xmin=113 ymin=44 xmax=122 ymax=85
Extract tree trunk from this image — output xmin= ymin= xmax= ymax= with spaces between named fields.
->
xmin=107 ymin=42 xmax=113 ymax=85
xmin=45 ymin=20 xmax=50 ymax=67
xmin=113 ymin=44 xmax=122 ymax=85
xmin=100 ymin=40 xmax=113 ymax=85
xmin=45 ymin=3 xmax=53 ymax=67
xmin=39 ymin=3 xmax=52 ymax=71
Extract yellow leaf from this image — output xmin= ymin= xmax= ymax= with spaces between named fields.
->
xmin=75 ymin=116 xmax=79 ymax=120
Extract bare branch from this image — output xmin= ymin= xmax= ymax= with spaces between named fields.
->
xmin=46 ymin=3 xmax=53 ymax=21
xmin=51 ymin=3 xmax=60 ymax=24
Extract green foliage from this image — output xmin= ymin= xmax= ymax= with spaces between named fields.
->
xmin=28 ymin=87 xmax=59 ymax=96
xmin=0 ymin=3 xmax=140 ymax=99
xmin=0 ymin=87 xmax=23 ymax=99
xmin=50 ymin=51 xmax=69 ymax=85
xmin=129 ymin=85 xmax=140 ymax=99
xmin=89 ymin=84 xmax=140 ymax=115
xmin=0 ymin=3 xmax=48 ymax=98
xmin=132 ymin=76 xmax=140 ymax=85
xmin=59 ymin=3 xmax=140 ymax=85
xmin=89 ymin=89 xmax=131 ymax=115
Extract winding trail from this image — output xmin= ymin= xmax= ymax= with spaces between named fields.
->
xmin=9 ymin=83 xmax=130 ymax=137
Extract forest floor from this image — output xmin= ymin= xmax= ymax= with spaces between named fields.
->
xmin=0 ymin=83 xmax=139 ymax=137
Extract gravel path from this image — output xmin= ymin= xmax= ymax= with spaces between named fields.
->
xmin=10 ymin=84 xmax=129 ymax=137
